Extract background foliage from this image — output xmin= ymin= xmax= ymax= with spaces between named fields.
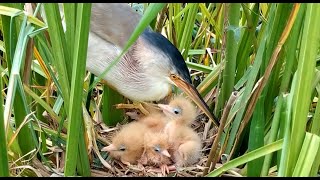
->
xmin=0 ymin=3 xmax=319 ymax=177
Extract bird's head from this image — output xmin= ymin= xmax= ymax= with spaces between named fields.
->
xmin=140 ymin=29 xmax=219 ymax=127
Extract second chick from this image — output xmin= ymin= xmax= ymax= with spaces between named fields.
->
xmin=101 ymin=121 xmax=149 ymax=165
xmin=158 ymin=96 xmax=202 ymax=167
xmin=138 ymin=131 xmax=174 ymax=175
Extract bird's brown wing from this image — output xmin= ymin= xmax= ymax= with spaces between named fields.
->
xmin=90 ymin=3 xmax=142 ymax=48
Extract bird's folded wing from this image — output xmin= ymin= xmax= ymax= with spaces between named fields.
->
xmin=86 ymin=32 xmax=121 ymax=78
xmin=90 ymin=3 xmax=142 ymax=49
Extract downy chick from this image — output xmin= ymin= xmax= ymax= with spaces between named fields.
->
xmin=166 ymin=125 xmax=202 ymax=167
xmin=138 ymin=131 xmax=173 ymax=175
xmin=101 ymin=121 xmax=149 ymax=165
xmin=126 ymin=103 xmax=169 ymax=132
xmin=158 ymin=96 xmax=197 ymax=126
xmin=158 ymin=96 xmax=202 ymax=167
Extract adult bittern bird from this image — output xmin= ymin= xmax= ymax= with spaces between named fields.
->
xmin=87 ymin=3 xmax=220 ymax=127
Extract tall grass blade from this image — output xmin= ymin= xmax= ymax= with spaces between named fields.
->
xmin=207 ymin=139 xmax=283 ymax=177
xmin=292 ymin=133 xmax=320 ymax=176
xmin=0 ymin=69 xmax=9 ymax=176
xmin=43 ymin=3 xmax=71 ymax=109
xmin=3 ymin=15 xmax=37 ymax=155
xmin=64 ymin=3 xmax=91 ymax=176
xmin=102 ymin=85 xmax=124 ymax=126
xmin=218 ymin=3 xmax=240 ymax=115
xmin=247 ymin=96 xmax=265 ymax=176
xmin=261 ymin=4 xmax=305 ymax=176
xmin=287 ymin=3 xmax=320 ymax=176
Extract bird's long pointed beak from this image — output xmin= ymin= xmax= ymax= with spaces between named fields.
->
xmin=101 ymin=144 xmax=117 ymax=152
xmin=161 ymin=149 xmax=171 ymax=158
xmin=171 ymin=77 xmax=220 ymax=127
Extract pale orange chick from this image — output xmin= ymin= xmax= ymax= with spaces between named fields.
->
xmin=158 ymin=96 xmax=202 ymax=167
xmin=158 ymin=96 xmax=197 ymax=126
xmin=126 ymin=103 xmax=169 ymax=132
xmin=138 ymin=131 xmax=174 ymax=175
xmin=101 ymin=121 xmax=149 ymax=165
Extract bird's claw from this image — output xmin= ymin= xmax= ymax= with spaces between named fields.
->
xmin=115 ymin=102 xmax=150 ymax=115
xmin=148 ymin=164 xmax=173 ymax=176
xmin=137 ymin=162 xmax=145 ymax=171
xmin=167 ymin=165 xmax=177 ymax=171
xmin=161 ymin=164 xmax=169 ymax=175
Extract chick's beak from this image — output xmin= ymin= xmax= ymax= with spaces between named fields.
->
xmin=101 ymin=144 xmax=117 ymax=152
xmin=157 ymin=104 xmax=173 ymax=114
xmin=161 ymin=149 xmax=171 ymax=157
xmin=170 ymin=75 xmax=220 ymax=127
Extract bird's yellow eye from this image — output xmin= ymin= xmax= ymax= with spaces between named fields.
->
xmin=171 ymin=74 xmax=178 ymax=79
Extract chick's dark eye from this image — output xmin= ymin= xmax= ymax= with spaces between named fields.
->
xmin=119 ymin=145 xmax=126 ymax=151
xmin=173 ymin=108 xmax=181 ymax=114
xmin=154 ymin=146 xmax=160 ymax=152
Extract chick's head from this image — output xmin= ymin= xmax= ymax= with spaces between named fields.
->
xmin=158 ymin=96 xmax=198 ymax=125
xmin=102 ymin=122 xmax=147 ymax=164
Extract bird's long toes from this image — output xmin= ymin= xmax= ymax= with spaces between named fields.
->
xmin=160 ymin=164 xmax=169 ymax=175
xmin=167 ymin=165 xmax=176 ymax=171
xmin=147 ymin=167 xmax=162 ymax=173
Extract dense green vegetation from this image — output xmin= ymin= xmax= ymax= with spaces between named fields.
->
xmin=0 ymin=3 xmax=319 ymax=177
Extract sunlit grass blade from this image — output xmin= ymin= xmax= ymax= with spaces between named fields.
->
xmin=23 ymin=84 xmax=64 ymax=127
xmin=206 ymin=139 xmax=283 ymax=177
xmin=178 ymin=3 xmax=198 ymax=59
xmin=0 ymin=69 xmax=9 ymax=177
xmin=0 ymin=3 xmax=21 ymax=73
xmin=63 ymin=3 xmax=76 ymax=61
xmin=225 ymin=27 xmax=268 ymax=154
xmin=247 ymin=96 xmax=265 ymax=176
xmin=260 ymin=94 xmax=283 ymax=175
xmin=262 ymin=3 xmax=294 ymax=126
xmin=236 ymin=3 xmax=259 ymax=82
xmin=64 ymin=3 xmax=91 ymax=176
xmin=186 ymin=61 xmax=214 ymax=74
xmin=287 ymin=3 xmax=320 ymax=176
xmin=278 ymin=74 xmax=295 ymax=176
xmin=292 ymin=133 xmax=320 ymax=176
xmin=43 ymin=3 xmax=71 ymax=109
xmin=230 ymin=4 xmax=300 ymax=158
xmin=1 ymin=2 xmax=320 ymax=177
xmin=197 ymin=62 xmax=224 ymax=97
xmin=261 ymin=4 xmax=305 ymax=176
xmin=0 ymin=5 xmax=45 ymax=27
xmin=3 ymin=14 xmax=37 ymax=155
xmin=309 ymin=137 xmax=320 ymax=176
xmin=217 ymin=3 xmax=240 ymax=116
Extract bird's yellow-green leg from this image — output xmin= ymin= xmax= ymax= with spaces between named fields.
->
xmin=115 ymin=101 xmax=150 ymax=115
